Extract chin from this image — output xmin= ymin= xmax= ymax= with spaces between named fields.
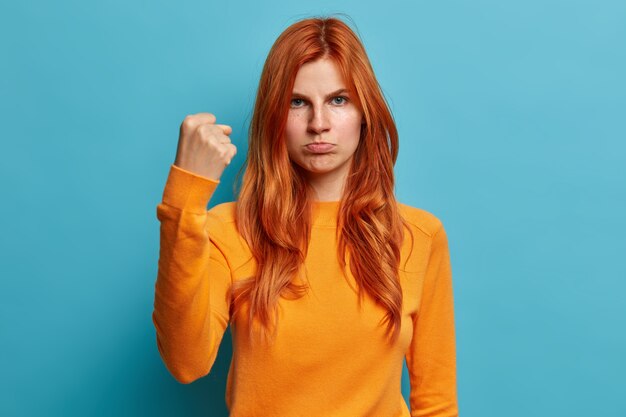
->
xmin=305 ymin=164 xmax=350 ymax=178
xmin=291 ymin=155 xmax=352 ymax=178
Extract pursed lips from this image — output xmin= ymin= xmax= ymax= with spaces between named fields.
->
xmin=304 ymin=142 xmax=336 ymax=153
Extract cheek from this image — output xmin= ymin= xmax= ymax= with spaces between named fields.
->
xmin=331 ymin=105 xmax=361 ymax=122
xmin=331 ymin=109 xmax=363 ymax=138
xmin=285 ymin=113 xmax=306 ymax=138
xmin=284 ymin=115 xmax=306 ymax=158
xmin=284 ymin=121 xmax=297 ymax=146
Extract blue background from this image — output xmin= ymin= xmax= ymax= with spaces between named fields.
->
xmin=2 ymin=0 xmax=625 ymax=416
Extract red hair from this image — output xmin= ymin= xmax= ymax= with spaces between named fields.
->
xmin=233 ymin=16 xmax=413 ymax=345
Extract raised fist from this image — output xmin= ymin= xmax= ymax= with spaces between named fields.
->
xmin=173 ymin=113 xmax=237 ymax=181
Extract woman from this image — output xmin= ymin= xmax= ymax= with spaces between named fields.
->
xmin=153 ymin=16 xmax=458 ymax=417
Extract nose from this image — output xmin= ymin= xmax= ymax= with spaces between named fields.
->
xmin=307 ymin=104 xmax=330 ymax=134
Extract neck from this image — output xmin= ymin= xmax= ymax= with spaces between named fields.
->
xmin=304 ymin=167 xmax=349 ymax=202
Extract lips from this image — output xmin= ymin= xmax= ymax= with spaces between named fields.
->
xmin=305 ymin=143 xmax=335 ymax=153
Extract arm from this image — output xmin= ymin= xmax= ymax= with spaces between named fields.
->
xmin=152 ymin=164 xmax=232 ymax=384
xmin=405 ymin=221 xmax=459 ymax=416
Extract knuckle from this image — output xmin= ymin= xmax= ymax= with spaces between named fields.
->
xmin=199 ymin=124 xmax=216 ymax=136
xmin=204 ymin=136 xmax=217 ymax=148
xmin=181 ymin=115 xmax=195 ymax=130
xmin=198 ymin=124 xmax=215 ymax=139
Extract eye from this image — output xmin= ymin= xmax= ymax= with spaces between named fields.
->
xmin=290 ymin=98 xmax=305 ymax=108
xmin=332 ymin=96 xmax=348 ymax=105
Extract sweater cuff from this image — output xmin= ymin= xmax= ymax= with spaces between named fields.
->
xmin=161 ymin=164 xmax=220 ymax=214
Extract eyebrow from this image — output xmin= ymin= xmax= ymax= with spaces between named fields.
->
xmin=291 ymin=88 xmax=350 ymax=99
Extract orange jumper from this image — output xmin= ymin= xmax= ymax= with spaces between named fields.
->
xmin=153 ymin=164 xmax=458 ymax=417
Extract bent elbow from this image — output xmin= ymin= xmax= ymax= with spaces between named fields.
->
xmin=156 ymin=339 xmax=211 ymax=384
xmin=170 ymin=367 xmax=206 ymax=384
xmin=165 ymin=357 xmax=212 ymax=384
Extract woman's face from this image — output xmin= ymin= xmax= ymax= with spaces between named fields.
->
xmin=284 ymin=57 xmax=364 ymax=184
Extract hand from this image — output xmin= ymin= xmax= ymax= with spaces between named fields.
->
xmin=173 ymin=113 xmax=237 ymax=181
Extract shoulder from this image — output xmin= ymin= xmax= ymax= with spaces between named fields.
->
xmin=397 ymin=201 xmax=444 ymax=238
xmin=205 ymin=202 xmax=239 ymax=245
xmin=205 ymin=202 xmax=252 ymax=263
xmin=207 ymin=201 xmax=237 ymax=224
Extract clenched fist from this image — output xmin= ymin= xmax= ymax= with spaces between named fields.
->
xmin=173 ymin=113 xmax=237 ymax=181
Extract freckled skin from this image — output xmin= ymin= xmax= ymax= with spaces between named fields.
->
xmin=285 ymin=58 xmax=364 ymax=200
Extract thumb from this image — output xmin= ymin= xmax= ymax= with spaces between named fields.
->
xmin=215 ymin=124 xmax=232 ymax=135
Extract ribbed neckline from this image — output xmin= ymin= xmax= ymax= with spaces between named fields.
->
xmin=311 ymin=200 xmax=340 ymax=227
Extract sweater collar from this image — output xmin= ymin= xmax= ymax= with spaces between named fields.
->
xmin=311 ymin=200 xmax=340 ymax=227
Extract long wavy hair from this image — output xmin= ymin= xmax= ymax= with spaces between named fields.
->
xmin=233 ymin=15 xmax=412 ymax=345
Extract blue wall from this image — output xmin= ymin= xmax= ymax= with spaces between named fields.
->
xmin=1 ymin=1 xmax=625 ymax=416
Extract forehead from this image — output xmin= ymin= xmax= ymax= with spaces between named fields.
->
xmin=292 ymin=58 xmax=348 ymax=93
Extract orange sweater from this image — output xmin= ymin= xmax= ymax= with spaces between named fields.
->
xmin=153 ymin=164 xmax=458 ymax=417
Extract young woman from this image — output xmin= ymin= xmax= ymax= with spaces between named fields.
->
xmin=153 ymin=16 xmax=458 ymax=417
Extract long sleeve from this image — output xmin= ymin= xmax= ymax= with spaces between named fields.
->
xmin=152 ymin=164 xmax=232 ymax=384
xmin=405 ymin=221 xmax=458 ymax=416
